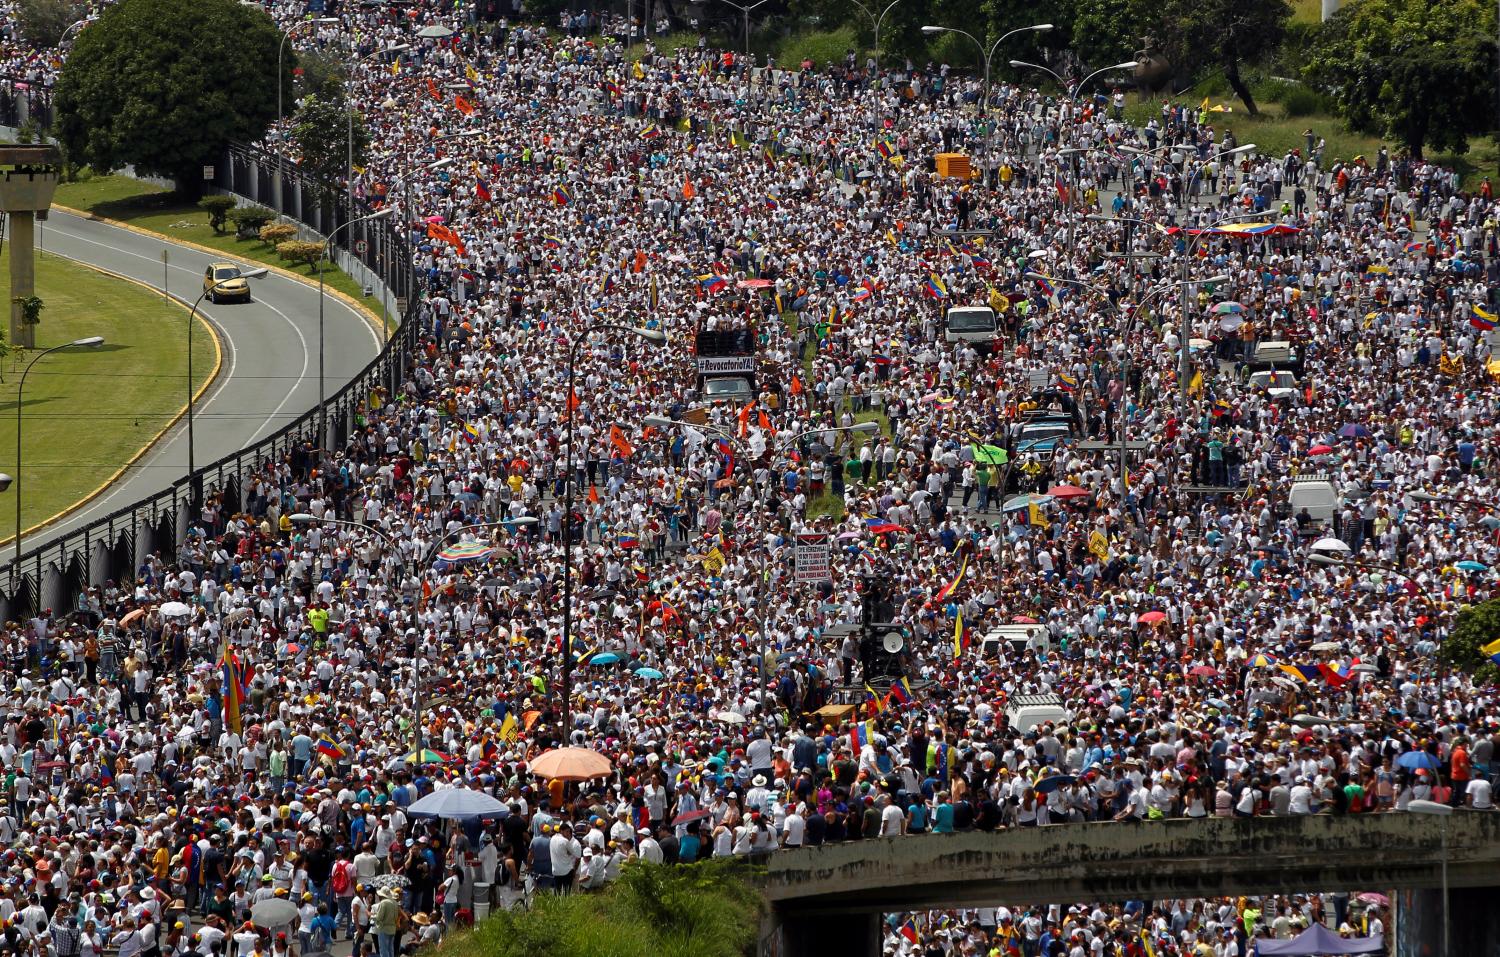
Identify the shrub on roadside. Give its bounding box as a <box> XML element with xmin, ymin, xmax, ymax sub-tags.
<box><xmin>198</xmin><ymin>195</ymin><xmax>236</xmax><ymax>234</ymax></box>
<box><xmin>259</xmin><ymin>223</ymin><xmax>298</xmax><ymax>246</ymax></box>
<box><xmin>276</xmin><ymin>240</ymin><xmax>326</xmax><ymax>269</ymax></box>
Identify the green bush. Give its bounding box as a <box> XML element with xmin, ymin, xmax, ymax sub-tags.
<box><xmin>1279</xmin><ymin>84</ymin><xmax>1332</xmax><ymax>117</ymax></box>
<box><xmin>444</xmin><ymin>860</ymin><xmax>762</xmax><ymax>957</ymax></box>
<box><xmin>228</xmin><ymin>204</ymin><xmax>276</xmax><ymax>238</ymax></box>
<box><xmin>198</xmin><ymin>195</ymin><xmax>236</xmax><ymax>234</ymax></box>
<box><xmin>775</xmin><ymin>26</ymin><xmax>859</xmax><ymax>70</ymax></box>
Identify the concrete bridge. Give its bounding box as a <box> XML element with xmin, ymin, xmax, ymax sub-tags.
<box><xmin>760</xmin><ymin>813</ymin><xmax>1500</xmax><ymax>956</ymax></box>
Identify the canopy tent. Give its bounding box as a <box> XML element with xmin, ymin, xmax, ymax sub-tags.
<box><xmin>1255</xmin><ymin>924</ymin><xmax>1383</xmax><ymax>955</ymax></box>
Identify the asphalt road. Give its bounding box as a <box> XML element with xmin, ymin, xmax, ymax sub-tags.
<box><xmin>23</xmin><ymin>209</ymin><xmax>383</xmax><ymax>549</ymax></box>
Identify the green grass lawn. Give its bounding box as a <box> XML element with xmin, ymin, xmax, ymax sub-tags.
<box><xmin>0</xmin><ymin>247</ymin><xmax>214</xmax><ymax>542</ymax></box>
<box><xmin>52</xmin><ymin>174</ymin><xmax>371</xmax><ymax>306</ymax></box>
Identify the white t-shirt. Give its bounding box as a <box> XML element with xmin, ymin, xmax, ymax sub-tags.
<box><xmin>1467</xmin><ymin>777</ymin><xmax>1493</xmax><ymax>809</ymax></box>
<box><xmin>782</xmin><ymin>813</ymin><xmax>805</xmax><ymax>847</ymax></box>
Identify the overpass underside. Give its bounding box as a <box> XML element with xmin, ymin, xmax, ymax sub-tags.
<box><xmin>761</xmin><ymin>815</ymin><xmax>1500</xmax><ymax>956</ymax></box>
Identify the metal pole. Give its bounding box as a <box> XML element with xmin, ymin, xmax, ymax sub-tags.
<box><xmin>1118</xmin><ymin>220</ymin><xmax>1134</xmax><ymax>498</ymax></box>
<box><xmin>1178</xmin><ymin>242</ymin><xmax>1191</xmax><ymax>407</ymax></box>
<box><xmin>561</xmin><ymin>338</ymin><xmax>579</xmax><ymax>739</ymax></box>
<box><xmin>15</xmin><ymin>344</ymin><xmax>68</xmax><ymax>562</ymax></box>
<box><xmin>162</xmin><ymin>249</ymin><xmax>168</xmax><ymax>304</ymax></box>
<box><xmin>318</xmin><ymin>253</ymin><xmax>327</xmax><ymax>449</ymax></box>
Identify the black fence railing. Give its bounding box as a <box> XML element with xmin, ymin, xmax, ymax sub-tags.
<box><xmin>0</xmin><ymin>75</ymin><xmax>55</xmax><ymax>132</ymax></box>
<box><xmin>0</xmin><ymin>142</ymin><xmax>424</xmax><ymax>624</ymax></box>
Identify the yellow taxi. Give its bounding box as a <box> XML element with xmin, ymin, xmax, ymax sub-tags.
<box><xmin>203</xmin><ymin>262</ymin><xmax>252</xmax><ymax>303</ymax></box>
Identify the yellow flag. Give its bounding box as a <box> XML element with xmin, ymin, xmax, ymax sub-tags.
<box><xmin>499</xmin><ymin>713</ymin><xmax>518</xmax><ymax>742</ymax></box>
<box><xmin>1200</xmin><ymin>96</ymin><xmax>1209</xmax><ymax>112</ymax></box>
<box><xmin>1088</xmin><ymin>530</ymin><xmax>1110</xmax><ymax>562</ymax></box>
<box><xmin>633</xmin><ymin>60</ymin><xmax>646</xmax><ymax>81</ymax></box>
<box><xmin>465</xmin><ymin>63</ymin><xmax>479</xmax><ymax>82</ymax></box>
<box><xmin>1187</xmin><ymin>369</ymin><xmax>1204</xmax><ymax>396</ymax></box>
<box><xmin>1029</xmin><ymin>500</ymin><xmax>1050</xmax><ymax>529</ymax></box>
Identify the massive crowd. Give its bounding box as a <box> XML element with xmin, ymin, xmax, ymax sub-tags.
<box><xmin>1</xmin><ymin>0</ymin><xmax>1499</xmax><ymax>955</ymax></box>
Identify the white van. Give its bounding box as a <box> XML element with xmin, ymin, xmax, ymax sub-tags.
<box><xmin>944</xmin><ymin>305</ymin><xmax>999</xmax><ymax>346</ymax></box>
<box><xmin>1288</xmin><ymin>473</ymin><xmax>1339</xmax><ymax>528</ymax></box>
<box><xmin>1005</xmin><ymin>693</ymin><xmax>1071</xmax><ymax>733</ymax></box>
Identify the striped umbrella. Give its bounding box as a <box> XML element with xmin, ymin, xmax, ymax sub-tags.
<box><xmin>432</xmin><ymin>542</ymin><xmax>495</xmax><ymax>570</ymax></box>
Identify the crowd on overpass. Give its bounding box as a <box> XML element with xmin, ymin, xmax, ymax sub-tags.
<box><xmin>0</xmin><ymin>0</ymin><xmax>1499</xmax><ymax>956</ymax></box>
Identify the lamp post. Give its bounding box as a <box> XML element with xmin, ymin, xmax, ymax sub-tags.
<box><xmin>644</xmin><ymin>415</ymin><xmax>879</xmax><ymax>710</ymax></box>
<box><xmin>1027</xmin><ymin>270</ymin><xmax>1225</xmax><ymax>497</ymax></box>
<box><xmin>317</xmin><ymin>207</ymin><xmax>392</xmax><ymax>448</ymax></box>
<box><xmin>1408</xmin><ymin>798</ymin><xmax>1452</xmax><ymax>957</ymax></box>
<box><xmin>847</xmin><ymin>0</ymin><xmax>902</xmax><ymax>68</ymax></box>
<box><xmin>920</xmin><ymin>24</ymin><xmax>1052</xmax><ymax>156</ymax></box>
<box><xmin>386</xmin><ymin>130</ymin><xmax>484</xmax><ymax>305</ymax></box>
<box><xmin>57</xmin><ymin>16</ymin><xmax>96</xmax><ymax>46</ymax></box>
<box><xmin>1120</xmin><ymin>143</ymin><xmax>1256</xmax><ymax>207</ymax></box>
<box><xmin>717</xmin><ymin>0</ymin><xmax>770</xmax><ymax>56</ymax></box>
<box><xmin>560</xmin><ymin>324</ymin><xmax>666</xmax><ymax>738</ymax></box>
<box><xmin>291</xmin><ymin>513</ymin><xmax>537</xmax><ymax>751</ymax></box>
<box><xmin>187</xmin><ymin>268</ymin><xmax>268</xmax><ymax>502</ymax></box>
<box><xmin>1089</xmin><ymin>210</ymin><xmax>1267</xmax><ymax>407</ymax></box>
<box><xmin>1009</xmin><ymin>58</ymin><xmax>1138</xmax><ymax>102</ymax></box>
<box><xmin>14</xmin><ymin>337</ymin><xmax>104</xmax><ymax>562</ymax></box>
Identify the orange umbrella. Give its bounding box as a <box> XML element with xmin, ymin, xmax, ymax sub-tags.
<box><xmin>120</xmin><ymin>608</ymin><xmax>147</xmax><ymax>626</ymax></box>
<box><xmin>1138</xmin><ymin>611</ymin><xmax>1168</xmax><ymax>625</ymax></box>
<box><xmin>529</xmin><ymin>747</ymin><xmax>614</xmax><ymax>781</ymax></box>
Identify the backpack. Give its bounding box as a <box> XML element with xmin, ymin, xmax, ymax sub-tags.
<box><xmin>330</xmin><ymin>860</ymin><xmax>353</xmax><ymax>895</ymax></box>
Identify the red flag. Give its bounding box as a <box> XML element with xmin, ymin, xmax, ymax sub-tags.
<box><xmin>454</xmin><ymin>95</ymin><xmax>476</xmax><ymax>116</ymax></box>
<box><xmin>609</xmin><ymin>425</ymin><xmax>634</xmax><ymax>458</ymax></box>
<box><xmin>789</xmin><ymin>375</ymin><xmax>803</xmax><ymax>396</ymax></box>
<box><xmin>757</xmin><ymin>410</ymin><xmax>775</xmax><ymax>435</ymax></box>
<box><xmin>426</xmin><ymin>78</ymin><xmax>440</xmax><ymax>100</ymax></box>
<box><xmin>426</xmin><ymin>223</ymin><xmax>467</xmax><ymax>257</ymax></box>
<box><xmin>737</xmin><ymin>400</ymin><xmax>755</xmax><ymax>437</ymax></box>
<box><xmin>588</xmin><ymin>484</ymin><xmax>600</xmax><ymax>504</ymax></box>
<box><xmin>567</xmin><ymin>387</ymin><xmax>580</xmax><ymax>412</ymax></box>
<box><xmin>683</xmin><ymin>177</ymin><xmax>697</xmax><ymax>200</ymax></box>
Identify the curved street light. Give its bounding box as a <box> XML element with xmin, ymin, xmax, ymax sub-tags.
<box><xmin>921</xmin><ymin>24</ymin><xmax>1052</xmax><ymax>154</ymax></box>
<box><xmin>14</xmin><ymin>336</ymin><xmax>105</xmax><ymax>562</ymax></box>
<box><xmin>317</xmin><ymin>207</ymin><xmax>393</xmax><ymax>444</ymax></box>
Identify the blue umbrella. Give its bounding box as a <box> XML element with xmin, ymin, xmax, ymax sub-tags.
<box><xmin>588</xmin><ymin>652</ymin><xmax>621</xmax><ymax>665</ymax></box>
<box><xmin>1003</xmin><ymin>494</ymin><xmax>1053</xmax><ymax>513</ymax></box>
<box><xmin>1456</xmin><ymin>560</ymin><xmax>1488</xmax><ymax>572</ymax></box>
<box><xmin>407</xmin><ymin>787</ymin><xmax>510</xmax><ymax>820</ymax></box>
<box><xmin>1395</xmin><ymin>750</ymin><xmax>1440</xmax><ymax>771</ymax></box>
<box><xmin>635</xmin><ymin>667</ymin><xmax>665</xmax><ymax>679</ymax></box>
<box><xmin>1034</xmin><ymin>774</ymin><xmax>1076</xmax><ymax>794</ymax></box>
<box><xmin>1338</xmin><ymin>423</ymin><xmax>1370</xmax><ymax>439</ymax></box>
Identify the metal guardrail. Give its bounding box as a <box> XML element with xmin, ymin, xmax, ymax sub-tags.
<box><xmin>0</xmin><ymin>140</ymin><xmax>425</xmax><ymax>624</ymax></box>
<box><xmin>0</xmin><ymin>74</ymin><xmax>54</xmax><ymax>132</ymax></box>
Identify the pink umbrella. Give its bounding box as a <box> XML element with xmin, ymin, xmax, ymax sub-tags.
<box><xmin>1189</xmin><ymin>664</ymin><xmax>1218</xmax><ymax>678</ymax></box>
<box><xmin>1046</xmin><ymin>484</ymin><xmax>1091</xmax><ymax>500</ymax></box>
<box><xmin>1138</xmin><ymin>611</ymin><xmax>1168</xmax><ymax>625</ymax></box>
<box><xmin>425</xmin><ymin>215</ymin><xmax>446</xmax><ymax>223</ymax></box>
<box><xmin>1012</xmin><ymin>615</ymin><xmax>1039</xmax><ymax>624</ymax></box>
<box><xmin>736</xmin><ymin>279</ymin><xmax>774</xmax><ymax>289</ymax></box>
<box><xmin>1307</xmin><ymin>444</ymin><xmax>1335</xmax><ymax>456</ymax></box>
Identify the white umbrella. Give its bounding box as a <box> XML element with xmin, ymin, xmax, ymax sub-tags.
<box><xmin>1309</xmin><ymin>641</ymin><xmax>1341</xmax><ymax>652</ymax></box>
<box><xmin>1310</xmin><ymin>537</ymin><xmax>1351</xmax><ymax>554</ymax></box>
<box><xmin>223</xmin><ymin>607</ymin><xmax>255</xmax><ymax>625</ymax></box>
<box><xmin>417</xmin><ymin>24</ymin><xmax>455</xmax><ymax>37</ymax></box>
<box><xmin>160</xmin><ymin>601</ymin><xmax>191</xmax><ymax>618</ymax></box>
<box><xmin>250</xmin><ymin>899</ymin><xmax>298</xmax><ymax>927</ymax></box>
<box><xmin>713</xmin><ymin>710</ymin><xmax>747</xmax><ymax>725</ymax></box>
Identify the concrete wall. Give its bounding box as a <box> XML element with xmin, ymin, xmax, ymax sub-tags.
<box><xmin>767</xmin><ymin>814</ymin><xmax>1500</xmax><ymax>914</ymax></box>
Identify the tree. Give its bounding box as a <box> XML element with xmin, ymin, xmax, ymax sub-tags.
<box><xmin>1128</xmin><ymin>0</ymin><xmax>1291</xmax><ymax>115</ymax></box>
<box><xmin>52</xmin><ymin>0</ymin><xmax>289</xmax><ymax>197</ymax></box>
<box><xmin>1439</xmin><ymin>598</ymin><xmax>1500</xmax><ymax>684</ymax></box>
<box><xmin>16</xmin><ymin>0</ymin><xmax>87</xmax><ymax>49</ymax></box>
<box><xmin>1305</xmin><ymin>0</ymin><xmax>1497</xmax><ymax>158</ymax></box>
<box><xmin>199</xmin><ymin>196</ymin><xmax>236</xmax><ymax>234</ymax></box>
<box><xmin>290</xmin><ymin>92</ymin><xmax>371</xmax><ymax>205</ymax></box>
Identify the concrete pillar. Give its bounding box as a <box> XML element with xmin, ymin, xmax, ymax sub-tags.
<box><xmin>1321</xmin><ymin>0</ymin><xmax>1340</xmax><ymax>19</ymax></box>
<box><xmin>764</xmin><ymin>911</ymin><xmax>881</xmax><ymax>957</ymax></box>
<box><xmin>8</xmin><ymin>210</ymin><xmax>35</xmax><ymax>349</ymax></box>
<box><xmin>1396</xmin><ymin>886</ymin><xmax>1500</xmax><ymax>956</ymax></box>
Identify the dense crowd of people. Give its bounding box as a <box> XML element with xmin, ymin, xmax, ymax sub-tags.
<box><xmin>2</xmin><ymin>0</ymin><xmax>1500</xmax><ymax>955</ymax></box>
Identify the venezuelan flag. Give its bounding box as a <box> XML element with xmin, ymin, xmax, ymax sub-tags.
<box><xmin>924</xmin><ymin>273</ymin><xmax>948</xmax><ymax>299</ymax></box>
<box><xmin>1482</xmin><ymin>637</ymin><xmax>1500</xmax><ymax>665</ymax></box>
<box><xmin>552</xmin><ymin>185</ymin><xmax>572</xmax><ymax>206</ymax></box>
<box><xmin>849</xmin><ymin>720</ymin><xmax>873</xmax><ymax>754</ymax></box>
<box><xmin>888</xmin><ymin>676</ymin><xmax>913</xmax><ymax>705</ymax></box>
<box><xmin>316</xmin><ymin>736</ymin><xmax>347</xmax><ymax>760</ymax></box>
<box><xmin>1471</xmin><ymin>305</ymin><xmax>1497</xmax><ymax>332</ymax></box>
